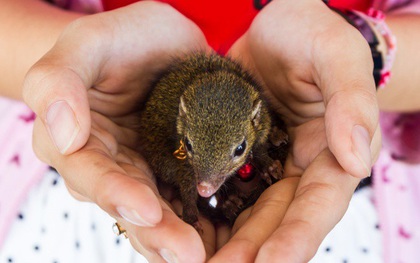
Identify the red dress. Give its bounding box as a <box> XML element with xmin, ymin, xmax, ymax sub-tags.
<box><xmin>101</xmin><ymin>0</ymin><xmax>372</xmax><ymax>55</ymax></box>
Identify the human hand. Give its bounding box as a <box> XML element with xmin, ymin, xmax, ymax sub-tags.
<box><xmin>23</xmin><ymin>2</ymin><xmax>212</xmax><ymax>262</ymax></box>
<box><xmin>211</xmin><ymin>0</ymin><xmax>382</xmax><ymax>262</ymax></box>
<box><xmin>238</xmin><ymin>0</ymin><xmax>381</xmax><ymax>179</ymax></box>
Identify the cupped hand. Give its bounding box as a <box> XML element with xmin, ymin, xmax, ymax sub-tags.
<box><xmin>241</xmin><ymin>0</ymin><xmax>381</xmax><ymax>179</ymax></box>
<box><xmin>23</xmin><ymin>2</ymin><xmax>212</xmax><ymax>262</ymax></box>
<box><xmin>211</xmin><ymin>0</ymin><xmax>382</xmax><ymax>262</ymax></box>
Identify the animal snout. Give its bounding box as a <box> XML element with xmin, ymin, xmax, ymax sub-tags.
<box><xmin>197</xmin><ymin>182</ymin><xmax>217</xmax><ymax>198</ymax></box>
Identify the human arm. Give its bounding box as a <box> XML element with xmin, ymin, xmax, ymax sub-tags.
<box><xmin>377</xmin><ymin>13</ymin><xmax>420</xmax><ymax>112</ymax></box>
<box><xmin>0</xmin><ymin>0</ymin><xmax>83</xmax><ymax>99</ymax></box>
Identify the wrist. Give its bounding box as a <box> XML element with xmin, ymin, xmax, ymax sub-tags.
<box><xmin>352</xmin><ymin>9</ymin><xmax>396</xmax><ymax>88</ymax></box>
<box><xmin>326</xmin><ymin>5</ymin><xmax>397</xmax><ymax>88</ymax></box>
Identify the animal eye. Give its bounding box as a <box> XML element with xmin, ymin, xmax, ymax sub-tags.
<box><xmin>184</xmin><ymin>137</ymin><xmax>193</xmax><ymax>153</ymax></box>
<box><xmin>234</xmin><ymin>140</ymin><xmax>247</xmax><ymax>157</ymax></box>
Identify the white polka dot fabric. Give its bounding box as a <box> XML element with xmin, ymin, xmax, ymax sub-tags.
<box><xmin>311</xmin><ymin>187</ymin><xmax>382</xmax><ymax>263</ymax></box>
<box><xmin>0</xmin><ymin>170</ymin><xmax>147</xmax><ymax>263</ymax></box>
<box><xmin>0</xmin><ymin>169</ymin><xmax>383</xmax><ymax>263</ymax></box>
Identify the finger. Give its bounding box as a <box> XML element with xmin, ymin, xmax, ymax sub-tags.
<box><xmin>200</xmin><ymin>216</ymin><xmax>217</xmax><ymax>259</ymax></box>
<box><xmin>209</xmin><ymin>177</ymin><xmax>299</xmax><ymax>262</ymax></box>
<box><xmin>312</xmin><ymin>21</ymin><xmax>380</xmax><ymax>178</ymax></box>
<box><xmin>215</xmin><ymin>224</ymin><xmax>232</xmax><ymax>250</ymax></box>
<box><xmin>64</xmin><ymin>181</ymin><xmax>91</xmax><ymax>202</ymax></box>
<box><xmin>32</xmin><ymin>117</ymin><xmax>163</xmax><ymax>227</ymax></box>
<box><xmin>23</xmin><ymin>61</ymin><xmax>91</xmax><ymax>155</ymax></box>
<box><xmin>121</xmin><ymin>204</ymin><xmax>207</xmax><ymax>263</ymax></box>
<box><xmin>68</xmin><ymin>149</ymin><xmax>162</xmax><ymax>227</ymax></box>
<box><xmin>255</xmin><ymin>149</ymin><xmax>360</xmax><ymax>262</ymax></box>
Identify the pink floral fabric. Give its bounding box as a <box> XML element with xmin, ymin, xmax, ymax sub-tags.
<box><xmin>374</xmin><ymin>112</ymin><xmax>420</xmax><ymax>263</ymax></box>
<box><xmin>0</xmin><ymin>1</ymin><xmax>103</xmax><ymax>250</ymax></box>
<box><xmin>0</xmin><ymin>98</ymin><xmax>49</xmax><ymax>248</ymax></box>
<box><xmin>371</xmin><ymin>2</ymin><xmax>420</xmax><ymax>263</ymax></box>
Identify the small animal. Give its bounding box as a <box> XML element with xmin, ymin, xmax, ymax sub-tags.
<box><xmin>136</xmin><ymin>53</ymin><xmax>288</xmax><ymax>231</ymax></box>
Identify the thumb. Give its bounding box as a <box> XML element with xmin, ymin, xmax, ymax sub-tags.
<box><xmin>325</xmin><ymin>88</ymin><xmax>379</xmax><ymax>178</ymax></box>
<box><xmin>315</xmin><ymin>27</ymin><xmax>380</xmax><ymax>178</ymax></box>
<box><xmin>23</xmin><ymin>62</ymin><xmax>91</xmax><ymax>155</ymax></box>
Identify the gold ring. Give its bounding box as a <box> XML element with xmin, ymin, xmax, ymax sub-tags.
<box><xmin>112</xmin><ymin>222</ymin><xmax>128</xmax><ymax>238</ymax></box>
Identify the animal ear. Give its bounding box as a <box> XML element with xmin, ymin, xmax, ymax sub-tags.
<box><xmin>251</xmin><ymin>99</ymin><xmax>262</xmax><ymax>127</ymax></box>
<box><xmin>179</xmin><ymin>95</ymin><xmax>187</xmax><ymax>117</ymax></box>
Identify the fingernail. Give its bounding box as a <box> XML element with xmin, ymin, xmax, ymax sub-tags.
<box><xmin>159</xmin><ymin>248</ymin><xmax>179</xmax><ymax>263</ymax></box>
<box><xmin>46</xmin><ymin>101</ymin><xmax>80</xmax><ymax>154</ymax></box>
<box><xmin>116</xmin><ymin>206</ymin><xmax>155</xmax><ymax>227</ymax></box>
<box><xmin>352</xmin><ymin>125</ymin><xmax>372</xmax><ymax>176</ymax></box>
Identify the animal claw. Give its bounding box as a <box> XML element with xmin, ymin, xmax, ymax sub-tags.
<box><xmin>193</xmin><ymin>221</ymin><xmax>204</xmax><ymax>235</ymax></box>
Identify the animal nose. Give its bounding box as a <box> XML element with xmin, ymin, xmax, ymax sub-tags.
<box><xmin>197</xmin><ymin>182</ymin><xmax>217</xmax><ymax>198</ymax></box>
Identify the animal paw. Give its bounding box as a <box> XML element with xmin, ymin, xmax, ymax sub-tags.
<box><xmin>182</xmin><ymin>207</ymin><xmax>203</xmax><ymax>234</ymax></box>
<box><xmin>269</xmin><ymin>159</ymin><xmax>283</xmax><ymax>180</ymax></box>
<box><xmin>269</xmin><ymin>126</ymin><xmax>288</xmax><ymax>147</ymax></box>
<box><xmin>221</xmin><ymin>194</ymin><xmax>244</xmax><ymax>222</ymax></box>
<box><xmin>261</xmin><ymin>160</ymin><xmax>283</xmax><ymax>185</ymax></box>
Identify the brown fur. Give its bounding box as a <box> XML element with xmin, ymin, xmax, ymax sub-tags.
<box><xmin>136</xmin><ymin>53</ymin><xmax>288</xmax><ymax>229</ymax></box>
